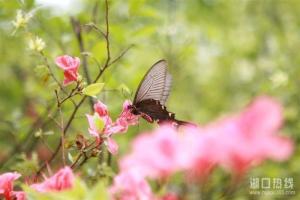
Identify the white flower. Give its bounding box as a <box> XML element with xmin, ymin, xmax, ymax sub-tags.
<box><xmin>29</xmin><ymin>36</ymin><xmax>46</xmax><ymax>52</ymax></box>
<box><xmin>12</xmin><ymin>10</ymin><xmax>33</xmax><ymax>29</ymax></box>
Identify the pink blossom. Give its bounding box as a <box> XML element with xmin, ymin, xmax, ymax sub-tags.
<box><xmin>112</xmin><ymin>100</ymin><xmax>139</xmax><ymax>134</ymax></box>
<box><xmin>94</xmin><ymin>101</ymin><xmax>109</xmax><ymax>116</ymax></box>
<box><xmin>106</xmin><ymin>137</ymin><xmax>119</xmax><ymax>155</ymax></box>
<box><xmin>86</xmin><ymin>100</ymin><xmax>139</xmax><ymax>154</ymax></box>
<box><xmin>31</xmin><ymin>167</ymin><xmax>74</xmax><ymax>192</ymax></box>
<box><xmin>0</xmin><ymin>172</ymin><xmax>23</xmax><ymax>200</ymax></box>
<box><xmin>13</xmin><ymin>192</ymin><xmax>26</xmax><ymax>200</ymax></box>
<box><xmin>117</xmin><ymin>96</ymin><xmax>293</xmax><ymax>182</ymax></box>
<box><xmin>238</xmin><ymin>96</ymin><xmax>283</xmax><ymax>136</ymax></box>
<box><xmin>109</xmin><ymin>169</ymin><xmax>154</xmax><ymax>200</ymax></box>
<box><xmin>180</xmin><ymin>126</ymin><xmax>219</xmax><ymax>178</ymax></box>
<box><xmin>55</xmin><ymin>55</ymin><xmax>80</xmax><ymax>85</ymax></box>
<box><xmin>203</xmin><ymin>96</ymin><xmax>293</xmax><ymax>174</ymax></box>
<box><xmin>120</xmin><ymin>125</ymin><xmax>184</xmax><ymax>179</ymax></box>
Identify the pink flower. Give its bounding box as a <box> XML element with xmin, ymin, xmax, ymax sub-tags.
<box><xmin>86</xmin><ymin>100</ymin><xmax>139</xmax><ymax>155</ymax></box>
<box><xmin>31</xmin><ymin>167</ymin><xmax>74</xmax><ymax>192</ymax></box>
<box><xmin>112</xmin><ymin>100</ymin><xmax>139</xmax><ymax>134</ymax></box>
<box><xmin>94</xmin><ymin>101</ymin><xmax>109</xmax><ymax>116</ymax></box>
<box><xmin>120</xmin><ymin>125</ymin><xmax>184</xmax><ymax>179</ymax></box>
<box><xmin>119</xmin><ymin>100</ymin><xmax>139</xmax><ymax>126</ymax></box>
<box><xmin>117</xmin><ymin>96</ymin><xmax>294</xmax><ymax>182</ymax></box>
<box><xmin>86</xmin><ymin>101</ymin><xmax>118</xmax><ymax>154</ymax></box>
<box><xmin>180</xmin><ymin>126</ymin><xmax>219</xmax><ymax>178</ymax></box>
<box><xmin>109</xmin><ymin>169</ymin><xmax>154</xmax><ymax>200</ymax></box>
<box><xmin>204</xmin><ymin>96</ymin><xmax>293</xmax><ymax>174</ymax></box>
<box><xmin>13</xmin><ymin>192</ymin><xmax>26</xmax><ymax>200</ymax></box>
<box><xmin>106</xmin><ymin>137</ymin><xmax>119</xmax><ymax>155</ymax></box>
<box><xmin>55</xmin><ymin>55</ymin><xmax>80</xmax><ymax>85</ymax></box>
<box><xmin>0</xmin><ymin>172</ymin><xmax>23</xmax><ymax>200</ymax></box>
<box><xmin>238</xmin><ymin>96</ymin><xmax>283</xmax><ymax>136</ymax></box>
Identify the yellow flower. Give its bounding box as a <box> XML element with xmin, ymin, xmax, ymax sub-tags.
<box><xmin>29</xmin><ymin>36</ymin><xmax>46</xmax><ymax>52</ymax></box>
<box><xmin>12</xmin><ymin>10</ymin><xmax>33</xmax><ymax>29</ymax></box>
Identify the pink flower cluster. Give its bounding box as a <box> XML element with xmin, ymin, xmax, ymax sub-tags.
<box><xmin>110</xmin><ymin>96</ymin><xmax>294</xmax><ymax>200</ymax></box>
<box><xmin>31</xmin><ymin>167</ymin><xmax>74</xmax><ymax>192</ymax></box>
<box><xmin>0</xmin><ymin>167</ymin><xmax>74</xmax><ymax>200</ymax></box>
<box><xmin>55</xmin><ymin>55</ymin><xmax>80</xmax><ymax>85</ymax></box>
<box><xmin>86</xmin><ymin>100</ymin><xmax>139</xmax><ymax>154</ymax></box>
<box><xmin>0</xmin><ymin>172</ymin><xmax>25</xmax><ymax>200</ymax></box>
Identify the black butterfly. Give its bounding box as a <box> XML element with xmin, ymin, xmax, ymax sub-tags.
<box><xmin>128</xmin><ymin>59</ymin><xmax>192</xmax><ymax>126</ymax></box>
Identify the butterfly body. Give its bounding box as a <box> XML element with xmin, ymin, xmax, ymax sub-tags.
<box><xmin>129</xmin><ymin>59</ymin><xmax>193</xmax><ymax>126</ymax></box>
<box><xmin>129</xmin><ymin>99</ymin><xmax>175</xmax><ymax>123</ymax></box>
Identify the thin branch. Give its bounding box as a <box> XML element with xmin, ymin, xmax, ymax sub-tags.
<box><xmin>104</xmin><ymin>0</ymin><xmax>110</xmax><ymax>65</ymax></box>
<box><xmin>59</xmin><ymin>107</ymin><xmax>65</xmax><ymax>166</ymax></box>
<box><xmin>40</xmin><ymin>51</ymin><xmax>67</xmax><ymax>95</ymax></box>
<box><xmin>36</xmin><ymin>96</ymin><xmax>87</xmax><ymax>176</ymax></box>
<box><xmin>70</xmin><ymin>153</ymin><xmax>83</xmax><ymax>169</ymax></box>
<box><xmin>70</xmin><ymin>17</ymin><xmax>91</xmax><ymax>84</ymax></box>
<box><xmin>108</xmin><ymin>45</ymin><xmax>134</xmax><ymax>67</ymax></box>
<box><xmin>70</xmin><ymin>17</ymin><xmax>94</xmax><ymax>110</ymax></box>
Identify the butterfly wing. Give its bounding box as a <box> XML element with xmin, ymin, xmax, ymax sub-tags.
<box><xmin>135</xmin><ymin>99</ymin><xmax>175</xmax><ymax>122</ymax></box>
<box><xmin>133</xmin><ymin>60</ymin><xmax>172</xmax><ymax>106</ymax></box>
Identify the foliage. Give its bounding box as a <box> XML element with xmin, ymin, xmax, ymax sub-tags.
<box><xmin>0</xmin><ymin>0</ymin><xmax>300</xmax><ymax>199</ymax></box>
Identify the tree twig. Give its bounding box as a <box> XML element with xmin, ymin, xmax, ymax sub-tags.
<box><xmin>70</xmin><ymin>17</ymin><xmax>94</xmax><ymax>110</ymax></box>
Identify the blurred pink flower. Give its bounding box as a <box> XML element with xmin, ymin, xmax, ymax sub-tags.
<box><xmin>180</xmin><ymin>126</ymin><xmax>219</xmax><ymax>178</ymax></box>
<box><xmin>55</xmin><ymin>55</ymin><xmax>80</xmax><ymax>85</ymax></box>
<box><xmin>109</xmin><ymin>169</ymin><xmax>154</xmax><ymax>200</ymax></box>
<box><xmin>0</xmin><ymin>172</ymin><xmax>24</xmax><ymax>200</ymax></box>
<box><xmin>202</xmin><ymin>96</ymin><xmax>293</xmax><ymax>174</ymax></box>
<box><xmin>238</xmin><ymin>96</ymin><xmax>283</xmax><ymax>136</ymax></box>
<box><xmin>31</xmin><ymin>167</ymin><xmax>74</xmax><ymax>192</ymax></box>
<box><xmin>117</xmin><ymin>96</ymin><xmax>293</xmax><ymax>183</ymax></box>
<box><xmin>120</xmin><ymin>125</ymin><xmax>184</xmax><ymax>179</ymax></box>
<box><xmin>13</xmin><ymin>191</ymin><xmax>26</xmax><ymax>200</ymax></box>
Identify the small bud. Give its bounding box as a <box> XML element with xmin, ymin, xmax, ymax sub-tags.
<box><xmin>29</xmin><ymin>36</ymin><xmax>46</xmax><ymax>52</ymax></box>
<box><xmin>75</xmin><ymin>134</ymin><xmax>87</xmax><ymax>150</ymax></box>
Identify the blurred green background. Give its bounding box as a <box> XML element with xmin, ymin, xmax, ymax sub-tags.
<box><xmin>0</xmin><ymin>0</ymin><xmax>299</xmax><ymax>199</ymax></box>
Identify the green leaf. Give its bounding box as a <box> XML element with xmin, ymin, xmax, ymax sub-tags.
<box><xmin>85</xmin><ymin>181</ymin><xmax>109</xmax><ymax>200</ymax></box>
<box><xmin>82</xmin><ymin>83</ymin><xmax>104</xmax><ymax>98</ymax></box>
